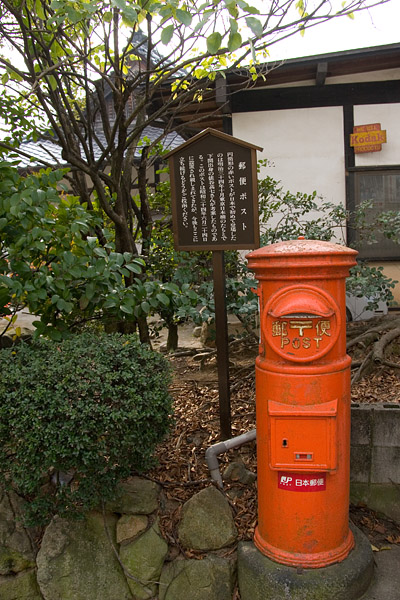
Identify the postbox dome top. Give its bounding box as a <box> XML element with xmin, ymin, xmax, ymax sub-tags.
<box><xmin>246</xmin><ymin>238</ymin><xmax>358</xmax><ymax>259</ymax></box>
<box><xmin>246</xmin><ymin>238</ymin><xmax>357</xmax><ymax>278</ymax></box>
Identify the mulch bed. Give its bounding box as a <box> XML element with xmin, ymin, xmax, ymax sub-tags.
<box><xmin>148</xmin><ymin>339</ymin><xmax>400</xmax><ymax>560</ymax></box>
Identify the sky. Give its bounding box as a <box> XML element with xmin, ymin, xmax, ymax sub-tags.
<box><xmin>0</xmin><ymin>0</ymin><xmax>398</xmax><ymax>140</ymax></box>
<box><xmin>266</xmin><ymin>0</ymin><xmax>399</xmax><ymax>61</ymax></box>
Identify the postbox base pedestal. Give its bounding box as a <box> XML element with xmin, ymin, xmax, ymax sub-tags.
<box><xmin>238</xmin><ymin>524</ymin><xmax>373</xmax><ymax>600</ymax></box>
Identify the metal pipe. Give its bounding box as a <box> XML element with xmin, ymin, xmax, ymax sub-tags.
<box><xmin>205</xmin><ymin>429</ymin><xmax>257</xmax><ymax>488</ymax></box>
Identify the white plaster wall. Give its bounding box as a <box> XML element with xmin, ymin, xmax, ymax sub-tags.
<box><xmin>233</xmin><ymin>105</ymin><xmax>345</xmax><ymax>204</ymax></box>
<box><xmin>233</xmin><ymin>106</ymin><xmax>346</xmax><ymax>243</ymax></box>
<box><xmin>354</xmin><ymin>103</ymin><xmax>400</xmax><ymax>167</ymax></box>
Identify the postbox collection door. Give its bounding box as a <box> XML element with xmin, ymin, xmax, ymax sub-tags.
<box><xmin>269</xmin><ymin>398</ymin><xmax>338</xmax><ymax>472</ymax></box>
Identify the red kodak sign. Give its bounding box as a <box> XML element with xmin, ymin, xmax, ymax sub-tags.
<box><xmin>350</xmin><ymin>123</ymin><xmax>387</xmax><ymax>154</ymax></box>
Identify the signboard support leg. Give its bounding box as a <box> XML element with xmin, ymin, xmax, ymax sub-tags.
<box><xmin>212</xmin><ymin>250</ymin><xmax>231</xmax><ymax>440</ymax></box>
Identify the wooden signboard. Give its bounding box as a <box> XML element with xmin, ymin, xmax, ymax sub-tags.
<box><xmin>350</xmin><ymin>123</ymin><xmax>387</xmax><ymax>154</ymax></box>
<box><xmin>165</xmin><ymin>129</ymin><xmax>263</xmax><ymax>439</ymax></box>
<box><xmin>166</xmin><ymin>128</ymin><xmax>261</xmax><ymax>251</ymax></box>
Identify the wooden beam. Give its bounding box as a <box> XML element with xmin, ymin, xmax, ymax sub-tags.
<box><xmin>231</xmin><ymin>81</ymin><xmax>400</xmax><ymax>113</ymax></box>
<box><xmin>316</xmin><ymin>62</ymin><xmax>328</xmax><ymax>86</ymax></box>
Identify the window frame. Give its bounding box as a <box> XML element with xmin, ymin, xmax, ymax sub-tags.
<box><xmin>347</xmin><ymin>165</ymin><xmax>400</xmax><ymax>261</ymax></box>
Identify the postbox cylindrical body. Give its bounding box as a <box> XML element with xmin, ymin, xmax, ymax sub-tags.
<box><xmin>246</xmin><ymin>239</ymin><xmax>358</xmax><ymax>569</ymax></box>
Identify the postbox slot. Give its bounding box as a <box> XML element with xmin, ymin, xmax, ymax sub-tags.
<box><xmin>268</xmin><ymin>399</ymin><xmax>338</xmax><ymax>472</ymax></box>
<box><xmin>268</xmin><ymin>291</ymin><xmax>334</xmax><ymax>319</ymax></box>
<box><xmin>268</xmin><ymin>398</ymin><xmax>337</xmax><ymax>417</ymax></box>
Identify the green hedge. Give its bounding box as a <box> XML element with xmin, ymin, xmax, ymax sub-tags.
<box><xmin>0</xmin><ymin>332</ymin><xmax>172</xmax><ymax>525</ymax></box>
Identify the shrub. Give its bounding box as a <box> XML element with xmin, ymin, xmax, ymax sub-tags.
<box><xmin>0</xmin><ymin>332</ymin><xmax>172</xmax><ymax>525</ymax></box>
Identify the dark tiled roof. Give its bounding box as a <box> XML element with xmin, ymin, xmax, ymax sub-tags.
<box><xmin>18</xmin><ymin>125</ymin><xmax>184</xmax><ymax>170</ymax></box>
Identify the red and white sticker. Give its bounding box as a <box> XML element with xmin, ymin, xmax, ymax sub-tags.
<box><xmin>278</xmin><ymin>472</ymin><xmax>326</xmax><ymax>492</ymax></box>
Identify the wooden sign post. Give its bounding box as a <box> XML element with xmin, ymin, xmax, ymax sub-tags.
<box><xmin>166</xmin><ymin>128</ymin><xmax>262</xmax><ymax>439</ymax></box>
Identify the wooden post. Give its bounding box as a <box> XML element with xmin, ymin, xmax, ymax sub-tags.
<box><xmin>165</xmin><ymin>128</ymin><xmax>262</xmax><ymax>440</ymax></box>
<box><xmin>212</xmin><ymin>250</ymin><xmax>231</xmax><ymax>440</ymax></box>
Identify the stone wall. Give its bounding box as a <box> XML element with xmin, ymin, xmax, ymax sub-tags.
<box><xmin>1</xmin><ymin>403</ymin><xmax>399</xmax><ymax>600</ymax></box>
<box><xmin>0</xmin><ymin>479</ymin><xmax>238</xmax><ymax>600</ymax></box>
<box><xmin>350</xmin><ymin>403</ymin><xmax>400</xmax><ymax>522</ymax></box>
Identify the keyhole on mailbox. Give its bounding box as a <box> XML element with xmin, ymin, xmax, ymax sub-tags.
<box><xmin>282</xmin><ymin>438</ymin><xmax>288</xmax><ymax>448</ymax></box>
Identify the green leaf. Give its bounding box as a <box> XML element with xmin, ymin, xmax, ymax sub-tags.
<box><xmin>161</xmin><ymin>24</ymin><xmax>174</xmax><ymax>45</ymax></box>
<box><xmin>79</xmin><ymin>296</ymin><xmax>90</xmax><ymax>310</ymax></box>
<box><xmin>35</xmin><ymin>0</ymin><xmax>46</xmax><ymax>20</ymax></box>
<box><xmin>48</xmin><ymin>75</ymin><xmax>57</xmax><ymax>91</ymax></box>
<box><xmin>206</xmin><ymin>32</ymin><xmax>222</xmax><ymax>55</ymax></box>
<box><xmin>225</xmin><ymin>1</ymin><xmax>238</xmax><ymax>18</ymax></box>
<box><xmin>228</xmin><ymin>32</ymin><xmax>242</xmax><ymax>52</ymax></box>
<box><xmin>229</xmin><ymin>17</ymin><xmax>238</xmax><ymax>34</ymax></box>
<box><xmin>176</xmin><ymin>8</ymin><xmax>192</xmax><ymax>26</ymax></box>
<box><xmin>246</xmin><ymin>16</ymin><xmax>263</xmax><ymax>37</ymax></box>
<box><xmin>103</xmin><ymin>297</ymin><xmax>117</xmax><ymax>308</ymax></box>
<box><xmin>141</xmin><ymin>300</ymin><xmax>150</xmax><ymax>314</ymax></box>
<box><xmin>122</xmin><ymin>6</ymin><xmax>138</xmax><ymax>25</ymax></box>
<box><xmin>124</xmin><ymin>262</ymin><xmax>142</xmax><ymax>274</ymax></box>
<box><xmin>120</xmin><ymin>303</ymin><xmax>133</xmax><ymax>314</ymax></box>
<box><xmin>156</xmin><ymin>293</ymin><xmax>170</xmax><ymax>307</ymax></box>
<box><xmin>112</xmin><ymin>0</ymin><xmax>126</xmax><ymax>10</ymax></box>
<box><xmin>163</xmin><ymin>282</ymin><xmax>179</xmax><ymax>293</ymax></box>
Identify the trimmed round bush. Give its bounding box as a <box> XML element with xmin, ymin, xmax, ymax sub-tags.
<box><xmin>0</xmin><ymin>332</ymin><xmax>172</xmax><ymax>525</ymax></box>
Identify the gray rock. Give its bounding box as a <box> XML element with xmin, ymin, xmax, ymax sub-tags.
<box><xmin>116</xmin><ymin>515</ymin><xmax>148</xmax><ymax>544</ymax></box>
<box><xmin>0</xmin><ymin>569</ymin><xmax>43</xmax><ymax>600</ymax></box>
<box><xmin>223</xmin><ymin>461</ymin><xmax>257</xmax><ymax>485</ymax></box>
<box><xmin>159</xmin><ymin>555</ymin><xmax>236</xmax><ymax>600</ymax></box>
<box><xmin>0</xmin><ymin>546</ymin><xmax>35</xmax><ymax>576</ymax></box>
<box><xmin>200</xmin><ymin>322</ymin><xmax>216</xmax><ymax>347</ymax></box>
<box><xmin>0</xmin><ymin>327</ymin><xmax>32</xmax><ymax>349</ymax></box>
<box><xmin>119</xmin><ymin>521</ymin><xmax>168</xmax><ymax>599</ymax></box>
<box><xmin>178</xmin><ymin>486</ymin><xmax>238</xmax><ymax>551</ymax></box>
<box><xmin>107</xmin><ymin>477</ymin><xmax>160</xmax><ymax>515</ymax></box>
<box><xmin>0</xmin><ymin>489</ymin><xmax>37</xmax><ymax>574</ymax></box>
<box><xmin>36</xmin><ymin>511</ymin><xmax>133</xmax><ymax>600</ymax></box>
<box><xmin>193</xmin><ymin>326</ymin><xmax>202</xmax><ymax>338</ymax></box>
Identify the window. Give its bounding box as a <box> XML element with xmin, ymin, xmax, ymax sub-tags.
<box><xmin>353</xmin><ymin>170</ymin><xmax>400</xmax><ymax>259</ymax></box>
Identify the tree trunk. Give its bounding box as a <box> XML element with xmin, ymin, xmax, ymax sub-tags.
<box><xmin>166</xmin><ymin>322</ymin><xmax>178</xmax><ymax>352</ymax></box>
<box><xmin>138</xmin><ymin>316</ymin><xmax>152</xmax><ymax>347</ymax></box>
<box><xmin>113</xmin><ymin>221</ymin><xmax>151</xmax><ymax>345</ymax></box>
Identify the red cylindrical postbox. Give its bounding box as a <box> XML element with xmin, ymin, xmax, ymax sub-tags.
<box><xmin>246</xmin><ymin>238</ymin><xmax>358</xmax><ymax>569</ymax></box>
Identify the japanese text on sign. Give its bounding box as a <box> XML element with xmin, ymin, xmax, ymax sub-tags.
<box><xmin>176</xmin><ymin>151</ymin><xmax>252</xmax><ymax>246</ymax></box>
<box><xmin>167</xmin><ymin>130</ymin><xmax>261</xmax><ymax>251</ymax></box>
<box><xmin>278</xmin><ymin>472</ymin><xmax>326</xmax><ymax>492</ymax></box>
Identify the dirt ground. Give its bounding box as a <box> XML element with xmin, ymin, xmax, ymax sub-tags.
<box><xmin>148</xmin><ymin>321</ymin><xmax>400</xmax><ymax>565</ymax></box>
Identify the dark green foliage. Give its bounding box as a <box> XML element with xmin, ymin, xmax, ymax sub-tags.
<box><xmin>0</xmin><ymin>332</ymin><xmax>172</xmax><ymax>525</ymax></box>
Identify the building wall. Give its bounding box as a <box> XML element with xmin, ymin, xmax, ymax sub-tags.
<box><xmin>233</xmin><ymin>105</ymin><xmax>345</xmax><ymax>204</ymax></box>
<box><xmin>354</xmin><ymin>103</ymin><xmax>400</xmax><ymax>167</ymax></box>
<box><xmin>233</xmin><ymin>105</ymin><xmax>346</xmax><ymax>242</ymax></box>
<box><xmin>232</xmin><ymin>75</ymin><xmax>400</xmax><ymax>303</ymax></box>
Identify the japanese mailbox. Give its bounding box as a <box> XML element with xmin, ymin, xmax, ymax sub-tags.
<box><xmin>247</xmin><ymin>238</ymin><xmax>358</xmax><ymax>568</ymax></box>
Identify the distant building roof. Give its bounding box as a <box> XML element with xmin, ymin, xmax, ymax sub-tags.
<box><xmin>17</xmin><ymin>125</ymin><xmax>184</xmax><ymax>171</ymax></box>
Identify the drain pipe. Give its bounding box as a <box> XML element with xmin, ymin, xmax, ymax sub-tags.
<box><xmin>205</xmin><ymin>429</ymin><xmax>257</xmax><ymax>489</ymax></box>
